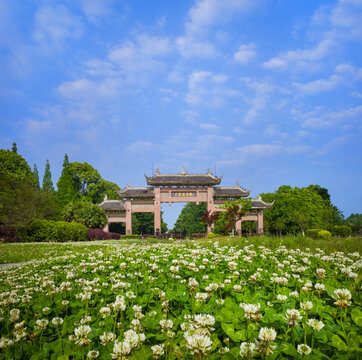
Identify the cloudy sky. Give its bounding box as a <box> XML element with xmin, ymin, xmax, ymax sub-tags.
<box><xmin>1</xmin><ymin>0</ymin><xmax>361</xmax><ymax>227</ymax></box>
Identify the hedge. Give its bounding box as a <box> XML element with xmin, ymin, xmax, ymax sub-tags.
<box><xmin>317</xmin><ymin>230</ymin><xmax>332</xmax><ymax>240</ymax></box>
<box><xmin>88</xmin><ymin>229</ymin><xmax>120</xmax><ymax>240</ymax></box>
<box><xmin>332</xmin><ymin>225</ymin><xmax>352</xmax><ymax>237</ymax></box>
<box><xmin>306</xmin><ymin>229</ymin><xmax>324</xmax><ymax>239</ymax></box>
<box><xmin>28</xmin><ymin>220</ymin><xmax>87</xmax><ymax>242</ymax></box>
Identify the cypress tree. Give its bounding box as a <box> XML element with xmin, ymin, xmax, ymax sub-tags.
<box><xmin>42</xmin><ymin>159</ymin><xmax>54</xmax><ymax>193</ymax></box>
<box><xmin>55</xmin><ymin>154</ymin><xmax>77</xmax><ymax>207</ymax></box>
<box><xmin>33</xmin><ymin>164</ymin><xmax>40</xmax><ymax>188</ymax></box>
<box><xmin>11</xmin><ymin>142</ymin><xmax>17</xmax><ymax>154</ymax></box>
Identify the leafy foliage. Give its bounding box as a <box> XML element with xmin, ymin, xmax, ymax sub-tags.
<box><xmin>28</xmin><ymin>219</ymin><xmax>88</xmax><ymax>242</ymax></box>
<box><xmin>261</xmin><ymin>185</ymin><xmax>338</xmax><ymax>235</ymax></box>
<box><xmin>42</xmin><ymin>159</ymin><xmax>55</xmax><ymax>193</ymax></box>
<box><xmin>332</xmin><ymin>225</ymin><xmax>352</xmax><ymax>237</ymax></box>
<box><xmin>63</xmin><ymin>201</ymin><xmax>107</xmax><ymax>229</ymax></box>
<box><xmin>173</xmin><ymin>203</ymin><xmax>207</xmax><ymax>236</ymax></box>
<box><xmin>0</xmin><ymin>149</ymin><xmax>33</xmax><ymax>181</ymax></box>
<box><xmin>0</xmin><ymin>173</ymin><xmax>60</xmax><ymax>226</ymax></box>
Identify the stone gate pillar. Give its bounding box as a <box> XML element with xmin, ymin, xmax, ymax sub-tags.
<box><xmin>257</xmin><ymin>211</ymin><xmax>264</xmax><ymax>235</ymax></box>
<box><xmin>103</xmin><ymin>216</ymin><xmax>109</xmax><ymax>232</ymax></box>
<box><xmin>126</xmin><ymin>200</ymin><xmax>132</xmax><ymax>235</ymax></box>
<box><xmin>236</xmin><ymin>220</ymin><xmax>242</xmax><ymax>236</ymax></box>
<box><xmin>206</xmin><ymin>186</ymin><xmax>214</xmax><ymax>233</ymax></box>
<box><xmin>154</xmin><ymin>187</ymin><xmax>161</xmax><ymax>235</ymax></box>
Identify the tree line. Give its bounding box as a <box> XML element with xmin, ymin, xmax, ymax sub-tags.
<box><xmin>172</xmin><ymin>186</ymin><xmax>360</xmax><ymax>236</ymax></box>
<box><xmin>0</xmin><ymin>144</ymin><xmax>166</xmax><ymax>234</ymax></box>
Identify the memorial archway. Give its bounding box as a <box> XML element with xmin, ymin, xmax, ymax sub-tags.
<box><xmin>99</xmin><ymin>167</ymin><xmax>273</xmax><ymax>236</ymax></box>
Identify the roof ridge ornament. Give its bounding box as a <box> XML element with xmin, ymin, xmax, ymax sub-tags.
<box><xmin>206</xmin><ymin>168</ymin><xmax>211</xmax><ymax>175</ymax></box>
<box><xmin>180</xmin><ymin>165</ymin><xmax>187</xmax><ymax>175</ymax></box>
<box><xmin>155</xmin><ymin>168</ymin><xmax>160</xmax><ymax>175</ymax></box>
<box><xmin>126</xmin><ymin>182</ymin><xmax>130</xmax><ymax>189</ymax></box>
<box><xmin>236</xmin><ymin>181</ymin><xmax>240</xmax><ymax>187</ymax></box>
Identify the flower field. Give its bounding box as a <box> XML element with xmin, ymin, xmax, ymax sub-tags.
<box><xmin>0</xmin><ymin>240</ymin><xmax>361</xmax><ymax>359</ymax></box>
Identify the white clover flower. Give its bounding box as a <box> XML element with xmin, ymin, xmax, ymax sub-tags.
<box><xmin>35</xmin><ymin>319</ymin><xmax>49</xmax><ymax>331</ymax></box>
<box><xmin>100</xmin><ymin>307</ymin><xmax>111</xmax><ymax>318</ymax></box>
<box><xmin>99</xmin><ymin>332</ymin><xmax>116</xmax><ymax>346</ymax></box>
<box><xmin>52</xmin><ymin>317</ymin><xmax>64</xmax><ymax>326</ymax></box>
<box><xmin>195</xmin><ymin>292</ymin><xmax>209</xmax><ymax>302</ymax></box>
<box><xmin>289</xmin><ymin>291</ymin><xmax>299</xmax><ymax>298</ymax></box>
<box><xmin>300</xmin><ymin>301</ymin><xmax>313</xmax><ymax>311</ymax></box>
<box><xmin>234</xmin><ymin>285</ymin><xmax>242</xmax><ymax>293</ymax></box>
<box><xmin>307</xmin><ymin>319</ymin><xmax>325</xmax><ymax>331</ymax></box>
<box><xmin>185</xmin><ymin>333</ymin><xmax>212</xmax><ymax>356</ymax></box>
<box><xmin>216</xmin><ymin>299</ymin><xmax>224</xmax><ymax>306</ymax></box>
<box><xmin>193</xmin><ymin>313</ymin><xmax>215</xmax><ymax>335</ymax></box>
<box><xmin>73</xmin><ymin>325</ymin><xmax>91</xmax><ymax>346</ymax></box>
<box><xmin>240</xmin><ymin>303</ymin><xmax>262</xmax><ymax>321</ymax></box>
<box><xmin>159</xmin><ymin>319</ymin><xmax>173</xmax><ymax>331</ymax></box>
<box><xmin>151</xmin><ymin>343</ymin><xmax>165</xmax><ymax>359</ymax></box>
<box><xmin>111</xmin><ymin>340</ymin><xmax>131</xmax><ymax>359</ymax></box>
<box><xmin>277</xmin><ymin>294</ymin><xmax>288</xmax><ymax>303</ymax></box>
<box><xmin>333</xmin><ymin>289</ymin><xmax>352</xmax><ymax>308</ymax></box>
<box><xmin>87</xmin><ymin>350</ymin><xmax>99</xmax><ymax>359</ymax></box>
<box><xmin>297</xmin><ymin>343</ymin><xmax>312</xmax><ymax>355</ymax></box>
<box><xmin>9</xmin><ymin>309</ymin><xmax>20</xmax><ymax>322</ymax></box>
<box><xmin>239</xmin><ymin>341</ymin><xmax>256</xmax><ymax>358</ymax></box>
<box><xmin>258</xmin><ymin>327</ymin><xmax>277</xmax><ymax>342</ymax></box>
<box><xmin>285</xmin><ymin>309</ymin><xmax>302</xmax><ymax>326</ymax></box>
<box><xmin>0</xmin><ymin>337</ymin><xmax>13</xmax><ymax>348</ymax></box>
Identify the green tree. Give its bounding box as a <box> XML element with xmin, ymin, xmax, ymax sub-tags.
<box><xmin>33</xmin><ymin>164</ymin><xmax>40</xmax><ymax>188</ymax></box>
<box><xmin>0</xmin><ymin>173</ymin><xmax>59</xmax><ymax>225</ymax></box>
<box><xmin>42</xmin><ymin>160</ymin><xmax>54</xmax><ymax>193</ymax></box>
<box><xmin>63</xmin><ymin>201</ymin><xmax>107</xmax><ymax>229</ymax></box>
<box><xmin>261</xmin><ymin>186</ymin><xmax>330</xmax><ymax>235</ymax></box>
<box><xmin>132</xmin><ymin>212</ymin><xmax>168</xmax><ymax>234</ymax></box>
<box><xmin>69</xmin><ymin>162</ymin><xmax>102</xmax><ymax>199</ymax></box>
<box><xmin>55</xmin><ymin>154</ymin><xmax>78</xmax><ymax>208</ymax></box>
<box><xmin>0</xmin><ymin>149</ymin><xmax>33</xmax><ymax>181</ymax></box>
<box><xmin>345</xmin><ymin>213</ymin><xmax>362</xmax><ymax>235</ymax></box>
<box><xmin>173</xmin><ymin>203</ymin><xmax>207</xmax><ymax>236</ymax></box>
<box><xmin>11</xmin><ymin>142</ymin><xmax>17</xmax><ymax>154</ymax></box>
<box><xmin>87</xmin><ymin>179</ymin><xmax>121</xmax><ymax>204</ymax></box>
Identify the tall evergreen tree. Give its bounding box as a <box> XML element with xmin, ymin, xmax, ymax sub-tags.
<box><xmin>33</xmin><ymin>164</ymin><xmax>40</xmax><ymax>188</ymax></box>
<box><xmin>55</xmin><ymin>154</ymin><xmax>77</xmax><ymax>207</ymax></box>
<box><xmin>11</xmin><ymin>142</ymin><xmax>17</xmax><ymax>154</ymax></box>
<box><xmin>42</xmin><ymin>159</ymin><xmax>54</xmax><ymax>193</ymax></box>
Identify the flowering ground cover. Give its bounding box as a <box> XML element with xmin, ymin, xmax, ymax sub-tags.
<box><xmin>0</xmin><ymin>240</ymin><xmax>361</xmax><ymax>359</ymax></box>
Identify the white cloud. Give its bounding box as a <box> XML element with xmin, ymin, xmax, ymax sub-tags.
<box><xmin>79</xmin><ymin>0</ymin><xmax>115</xmax><ymax>22</ymax></box>
<box><xmin>185</xmin><ymin>71</ymin><xmax>239</xmax><ymax>106</ymax></box>
<box><xmin>200</xmin><ymin>123</ymin><xmax>219</xmax><ymax>131</ymax></box>
<box><xmin>234</xmin><ymin>43</ymin><xmax>257</xmax><ymax>64</ymax></box>
<box><xmin>263</xmin><ymin>39</ymin><xmax>333</xmax><ymax>70</ymax></box>
<box><xmin>313</xmin><ymin>135</ymin><xmax>349</xmax><ymax>156</ymax></box>
<box><xmin>300</xmin><ymin>105</ymin><xmax>362</xmax><ymax>128</ymax></box>
<box><xmin>294</xmin><ymin>63</ymin><xmax>362</xmax><ymax>93</ymax></box>
<box><xmin>176</xmin><ymin>0</ymin><xmax>262</xmax><ymax>58</ymax></box>
<box><xmin>33</xmin><ymin>4</ymin><xmax>84</xmax><ymax>51</ymax></box>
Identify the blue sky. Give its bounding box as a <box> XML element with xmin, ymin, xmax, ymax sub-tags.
<box><xmin>1</xmin><ymin>0</ymin><xmax>361</xmax><ymax>228</ymax></box>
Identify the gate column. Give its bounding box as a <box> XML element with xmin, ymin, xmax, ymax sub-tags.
<box><xmin>126</xmin><ymin>200</ymin><xmax>132</xmax><ymax>235</ymax></box>
<box><xmin>154</xmin><ymin>187</ymin><xmax>161</xmax><ymax>235</ymax></box>
<box><xmin>257</xmin><ymin>211</ymin><xmax>264</xmax><ymax>235</ymax></box>
<box><xmin>206</xmin><ymin>186</ymin><xmax>214</xmax><ymax>233</ymax></box>
<box><xmin>236</xmin><ymin>220</ymin><xmax>242</xmax><ymax>236</ymax></box>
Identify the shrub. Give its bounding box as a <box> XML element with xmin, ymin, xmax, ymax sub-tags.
<box><xmin>306</xmin><ymin>229</ymin><xmax>324</xmax><ymax>239</ymax></box>
<box><xmin>332</xmin><ymin>225</ymin><xmax>352</xmax><ymax>238</ymax></box>
<box><xmin>28</xmin><ymin>220</ymin><xmax>88</xmax><ymax>242</ymax></box>
<box><xmin>0</xmin><ymin>225</ymin><xmax>18</xmax><ymax>243</ymax></box>
<box><xmin>207</xmin><ymin>232</ymin><xmax>216</xmax><ymax>239</ymax></box>
<box><xmin>28</xmin><ymin>219</ymin><xmax>57</xmax><ymax>242</ymax></box>
<box><xmin>88</xmin><ymin>229</ymin><xmax>120</xmax><ymax>240</ymax></box>
<box><xmin>57</xmin><ymin>221</ymin><xmax>88</xmax><ymax>242</ymax></box>
<box><xmin>317</xmin><ymin>230</ymin><xmax>332</xmax><ymax>240</ymax></box>
<box><xmin>192</xmin><ymin>233</ymin><xmax>206</xmax><ymax>238</ymax></box>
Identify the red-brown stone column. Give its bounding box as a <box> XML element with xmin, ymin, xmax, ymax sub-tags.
<box><xmin>236</xmin><ymin>219</ymin><xmax>242</xmax><ymax>236</ymax></box>
<box><xmin>126</xmin><ymin>200</ymin><xmax>132</xmax><ymax>235</ymax></box>
<box><xmin>257</xmin><ymin>211</ymin><xmax>264</xmax><ymax>235</ymax></box>
<box><xmin>154</xmin><ymin>187</ymin><xmax>161</xmax><ymax>235</ymax></box>
<box><xmin>206</xmin><ymin>186</ymin><xmax>214</xmax><ymax>233</ymax></box>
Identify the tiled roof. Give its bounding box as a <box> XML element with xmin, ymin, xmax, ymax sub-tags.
<box><xmin>118</xmin><ymin>187</ymin><xmax>154</xmax><ymax>198</ymax></box>
<box><xmin>145</xmin><ymin>167</ymin><xmax>221</xmax><ymax>186</ymax></box>
<box><xmin>98</xmin><ymin>200</ymin><xmax>126</xmax><ymax>211</ymax></box>
<box><xmin>251</xmin><ymin>195</ymin><xmax>274</xmax><ymax>209</ymax></box>
<box><xmin>213</xmin><ymin>186</ymin><xmax>250</xmax><ymax>197</ymax></box>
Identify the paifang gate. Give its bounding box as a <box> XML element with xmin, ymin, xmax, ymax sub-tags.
<box><xmin>98</xmin><ymin>167</ymin><xmax>273</xmax><ymax>236</ymax></box>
